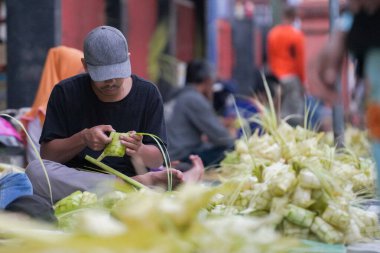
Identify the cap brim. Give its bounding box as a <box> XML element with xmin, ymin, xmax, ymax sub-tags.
<box><xmin>87</xmin><ymin>60</ymin><xmax>131</xmax><ymax>82</ymax></box>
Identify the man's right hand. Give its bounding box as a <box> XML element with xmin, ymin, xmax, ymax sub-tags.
<box><xmin>81</xmin><ymin>125</ymin><xmax>115</xmax><ymax>151</ymax></box>
<box><xmin>133</xmin><ymin>169</ymin><xmax>184</xmax><ymax>190</ymax></box>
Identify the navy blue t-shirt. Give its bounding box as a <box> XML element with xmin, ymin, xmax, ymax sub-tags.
<box><xmin>40</xmin><ymin>73</ymin><xmax>167</xmax><ymax>176</ymax></box>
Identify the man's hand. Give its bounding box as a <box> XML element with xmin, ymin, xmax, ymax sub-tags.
<box><xmin>120</xmin><ymin>131</ymin><xmax>163</xmax><ymax>168</ymax></box>
<box><xmin>133</xmin><ymin>169</ymin><xmax>184</xmax><ymax>189</ymax></box>
<box><xmin>119</xmin><ymin>131</ymin><xmax>143</xmax><ymax>156</ymax></box>
<box><xmin>82</xmin><ymin>125</ymin><xmax>114</xmax><ymax>151</ymax></box>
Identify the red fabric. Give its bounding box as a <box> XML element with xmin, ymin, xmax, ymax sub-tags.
<box><xmin>267</xmin><ymin>24</ymin><xmax>305</xmax><ymax>83</ymax></box>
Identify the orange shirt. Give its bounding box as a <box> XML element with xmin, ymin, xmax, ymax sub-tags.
<box><xmin>21</xmin><ymin>46</ymin><xmax>84</xmax><ymax>128</ymax></box>
<box><xmin>267</xmin><ymin>24</ymin><xmax>305</xmax><ymax>83</ymax></box>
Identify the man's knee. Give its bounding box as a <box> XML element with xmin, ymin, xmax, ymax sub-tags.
<box><xmin>25</xmin><ymin>159</ymin><xmax>46</xmax><ymax>181</ymax></box>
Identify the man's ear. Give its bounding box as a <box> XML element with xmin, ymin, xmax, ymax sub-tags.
<box><xmin>81</xmin><ymin>58</ymin><xmax>88</xmax><ymax>72</ymax></box>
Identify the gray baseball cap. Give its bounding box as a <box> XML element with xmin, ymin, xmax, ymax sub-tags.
<box><xmin>84</xmin><ymin>26</ymin><xmax>131</xmax><ymax>81</ymax></box>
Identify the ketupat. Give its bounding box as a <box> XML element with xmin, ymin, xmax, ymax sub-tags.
<box><xmin>248</xmin><ymin>183</ymin><xmax>273</xmax><ymax>211</ymax></box>
<box><xmin>0</xmin><ymin>191</ymin><xmax>300</xmax><ymax>253</ymax></box>
<box><xmin>67</xmin><ymin>209</ymin><xmax>127</xmax><ymax>236</ymax></box>
<box><xmin>268</xmin><ymin>167</ymin><xmax>296</xmax><ymax>197</ymax></box>
<box><xmin>285</xmin><ymin>204</ymin><xmax>316</xmax><ymax>228</ymax></box>
<box><xmin>282</xmin><ymin>219</ymin><xmax>310</xmax><ymax>239</ymax></box>
<box><xmin>100</xmin><ymin>190</ymin><xmax>128</xmax><ymax>209</ymax></box>
<box><xmin>233</xmin><ymin>191</ymin><xmax>252</xmax><ymax>210</ymax></box>
<box><xmin>54</xmin><ymin>191</ymin><xmax>83</xmax><ymax>215</ymax></box>
<box><xmin>54</xmin><ymin>191</ymin><xmax>98</xmax><ymax>216</ymax></box>
<box><xmin>345</xmin><ymin>219</ymin><xmax>363</xmax><ymax>243</ymax></box>
<box><xmin>97</xmin><ymin>131</ymin><xmax>129</xmax><ymax>161</ymax></box>
<box><xmin>298</xmin><ymin>169</ymin><xmax>321</xmax><ymax>189</ymax></box>
<box><xmin>310</xmin><ymin>217</ymin><xmax>344</xmax><ymax>244</ymax></box>
<box><xmin>321</xmin><ymin>203</ymin><xmax>350</xmax><ymax>231</ymax></box>
<box><xmin>350</xmin><ymin>206</ymin><xmax>380</xmax><ymax>238</ymax></box>
<box><xmin>291</xmin><ymin>186</ymin><xmax>314</xmax><ymax>208</ymax></box>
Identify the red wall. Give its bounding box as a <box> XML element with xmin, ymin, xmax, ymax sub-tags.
<box><xmin>217</xmin><ymin>19</ymin><xmax>233</xmax><ymax>80</ymax></box>
<box><xmin>176</xmin><ymin>4</ymin><xmax>195</xmax><ymax>62</ymax></box>
<box><xmin>61</xmin><ymin>0</ymin><xmax>157</xmax><ymax>79</ymax></box>
<box><xmin>61</xmin><ymin>0</ymin><xmax>105</xmax><ymax>51</ymax></box>
<box><xmin>126</xmin><ymin>0</ymin><xmax>157</xmax><ymax>78</ymax></box>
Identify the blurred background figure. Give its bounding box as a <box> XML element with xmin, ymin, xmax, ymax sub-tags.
<box><xmin>224</xmin><ymin>69</ymin><xmax>280</xmax><ymax>138</ymax></box>
<box><xmin>21</xmin><ymin>46</ymin><xmax>84</xmax><ymax>163</ymax></box>
<box><xmin>267</xmin><ymin>4</ymin><xmax>305</xmax><ymax>127</ymax></box>
<box><xmin>0</xmin><ymin>116</ymin><xmax>24</xmax><ymax>167</ymax></box>
<box><xmin>317</xmin><ymin>0</ymin><xmax>380</xmax><ymax>197</ymax></box>
<box><xmin>165</xmin><ymin>59</ymin><xmax>234</xmax><ymax>168</ymax></box>
<box><xmin>0</xmin><ymin>164</ymin><xmax>32</xmax><ymax>209</ymax></box>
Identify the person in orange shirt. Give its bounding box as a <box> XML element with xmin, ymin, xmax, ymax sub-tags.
<box><xmin>21</xmin><ymin>46</ymin><xmax>84</xmax><ymax>163</ymax></box>
<box><xmin>267</xmin><ymin>4</ymin><xmax>305</xmax><ymax>126</ymax></box>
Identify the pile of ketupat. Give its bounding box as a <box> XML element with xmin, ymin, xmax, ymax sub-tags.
<box><xmin>214</xmin><ymin>120</ymin><xmax>379</xmax><ymax>244</ymax></box>
<box><xmin>0</xmin><ymin>184</ymin><xmax>300</xmax><ymax>253</ymax></box>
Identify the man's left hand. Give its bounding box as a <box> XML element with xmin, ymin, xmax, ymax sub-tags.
<box><xmin>119</xmin><ymin>131</ymin><xmax>143</xmax><ymax>156</ymax></box>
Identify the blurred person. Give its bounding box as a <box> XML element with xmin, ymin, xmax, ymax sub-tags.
<box><xmin>0</xmin><ymin>166</ymin><xmax>32</xmax><ymax>209</ymax></box>
<box><xmin>21</xmin><ymin>46</ymin><xmax>84</xmax><ymax>163</ymax></box>
<box><xmin>267</xmin><ymin>4</ymin><xmax>306</xmax><ymax>126</ymax></box>
<box><xmin>317</xmin><ymin>0</ymin><xmax>380</xmax><ymax>198</ymax></box>
<box><xmin>225</xmin><ymin>69</ymin><xmax>281</xmax><ymax>138</ymax></box>
<box><xmin>0</xmin><ymin>119</ymin><xmax>33</xmax><ymax>210</ymax></box>
<box><xmin>0</xmin><ymin>165</ymin><xmax>61</xmax><ymax>223</ymax></box>
<box><xmin>213</xmin><ymin>80</ymin><xmax>236</xmax><ymax>118</ymax></box>
<box><xmin>212</xmin><ymin>80</ymin><xmax>237</xmax><ymax>136</ymax></box>
<box><xmin>25</xmin><ymin>26</ymin><xmax>201</xmax><ymax>204</ymax></box>
<box><xmin>165</xmin><ymin>59</ymin><xmax>234</xmax><ymax>168</ymax></box>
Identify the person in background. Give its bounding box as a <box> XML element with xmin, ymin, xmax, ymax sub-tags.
<box><xmin>267</xmin><ymin>4</ymin><xmax>306</xmax><ymax>126</ymax></box>
<box><xmin>21</xmin><ymin>46</ymin><xmax>84</xmax><ymax>163</ymax></box>
<box><xmin>212</xmin><ymin>80</ymin><xmax>237</xmax><ymax>137</ymax></box>
<box><xmin>25</xmin><ymin>26</ymin><xmax>199</xmax><ymax>204</ymax></box>
<box><xmin>0</xmin><ymin>166</ymin><xmax>56</xmax><ymax>222</ymax></box>
<box><xmin>317</xmin><ymin>0</ymin><xmax>380</xmax><ymax>198</ymax></box>
<box><xmin>0</xmin><ymin>165</ymin><xmax>32</xmax><ymax>209</ymax></box>
<box><xmin>224</xmin><ymin>69</ymin><xmax>281</xmax><ymax>138</ymax></box>
<box><xmin>213</xmin><ymin>80</ymin><xmax>236</xmax><ymax>119</ymax></box>
<box><xmin>165</xmin><ymin>59</ymin><xmax>234</xmax><ymax>168</ymax></box>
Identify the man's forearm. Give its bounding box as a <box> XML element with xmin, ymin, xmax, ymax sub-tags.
<box><xmin>40</xmin><ymin>130</ymin><xmax>87</xmax><ymax>163</ymax></box>
<box><xmin>137</xmin><ymin>144</ymin><xmax>164</xmax><ymax>169</ymax></box>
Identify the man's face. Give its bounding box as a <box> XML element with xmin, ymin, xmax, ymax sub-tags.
<box><xmin>81</xmin><ymin>58</ymin><xmax>127</xmax><ymax>100</ymax></box>
<box><xmin>92</xmin><ymin>78</ymin><xmax>125</xmax><ymax>97</ymax></box>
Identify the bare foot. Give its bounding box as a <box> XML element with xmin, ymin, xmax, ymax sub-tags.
<box><xmin>183</xmin><ymin>155</ymin><xmax>204</xmax><ymax>183</ymax></box>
